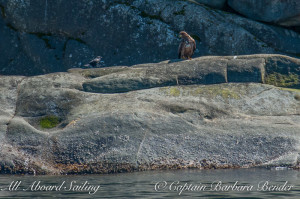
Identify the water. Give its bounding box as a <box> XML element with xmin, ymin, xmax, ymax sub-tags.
<box><xmin>0</xmin><ymin>168</ymin><xmax>299</xmax><ymax>198</ymax></box>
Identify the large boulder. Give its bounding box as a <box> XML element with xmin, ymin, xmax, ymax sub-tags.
<box><xmin>0</xmin><ymin>0</ymin><xmax>300</xmax><ymax>75</ymax></box>
<box><xmin>0</xmin><ymin>54</ymin><xmax>300</xmax><ymax>174</ymax></box>
<box><xmin>228</xmin><ymin>0</ymin><xmax>300</xmax><ymax>26</ymax></box>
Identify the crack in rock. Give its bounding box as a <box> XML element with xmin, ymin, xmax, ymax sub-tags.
<box><xmin>5</xmin><ymin>77</ymin><xmax>27</xmax><ymax>131</ymax></box>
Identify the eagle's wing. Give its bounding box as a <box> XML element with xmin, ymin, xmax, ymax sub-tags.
<box><xmin>89</xmin><ymin>59</ymin><xmax>97</xmax><ymax>65</ymax></box>
<box><xmin>192</xmin><ymin>39</ymin><xmax>196</xmax><ymax>51</ymax></box>
<box><xmin>89</xmin><ymin>58</ymin><xmax>100</xmax><ymax>67</ymax></box>
<box><xmin>190</xmin><ymin>38</ymin><xmax>196</xmax><ymax>56</ymax></box>
<box><xmin>178</xmin><ymin>41</ymin><xmax>184</xmax><ymax>59</ymax></box>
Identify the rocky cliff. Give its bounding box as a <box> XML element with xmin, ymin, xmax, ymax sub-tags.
<box><xmin>0</xmin><ymin>54</ymin><xmax>300</xmax><ymax>174</ymax></box>
<box><xmin>0</xmin><ymin>0</ymin><xmax>300</xmax><ymax>75</ymax></box>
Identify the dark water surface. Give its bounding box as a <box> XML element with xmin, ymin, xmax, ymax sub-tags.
<box><xmin>0</xmin><ymin>168</ymin><xmax>299</xmax><ymax>198</ymax></box>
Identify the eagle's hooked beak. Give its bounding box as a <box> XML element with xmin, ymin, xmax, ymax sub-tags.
<box><xmin>179</xmin><ymin>34</ymin><xmax>182</xmax><ymax>38</ymax></box>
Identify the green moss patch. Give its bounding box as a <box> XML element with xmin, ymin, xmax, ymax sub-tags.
<box><xmin>279</xmin><ymin>87</ymin><xmax>300</xmax><ymax>92</ymax></box>
<box><xmin>160</xmin><ymin>85</ymin><xmax>241</xmax><ymax>99</ymax></box>
<box><xmin>265</xmin><ymin>73</ymin><xmax>299</xmax><ymax>88</ymax></box>
<box><xmin>159</xmin><ymin>87</ymin><xmax>181</xmax><ymax>97</ymax></box>
<box><xmin>218</xmin><ymin>88</ymin><xmax>240</xmax><ymax>99</ymax></box>
<box><xmin>40</xmin><ymin>115</ymin><xmax>60</xmax><ymax>129</ymax></box>
<box><xmin>169</xmin><ymin>87</ymin><xmax>181</xmax><ymax>97</ymax></box>
<box><xmin>188</xmin><ymin>86</ymin><xmax>241</xmax><ymax>99</ymax></box>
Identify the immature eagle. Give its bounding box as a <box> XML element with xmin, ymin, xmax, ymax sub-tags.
<box><xmin>178</xmin><ymin>31</ymin><xmax>196</xmax><ymax>59</ymax></box>
<box><xmin>84</xmin><ymin>56</ymin><xmax>102</xmax><ymax>67</ymax></box>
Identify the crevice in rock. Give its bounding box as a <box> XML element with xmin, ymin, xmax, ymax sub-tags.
<box><xmin>0</xmin><ymin>5</ymin><xmax>6</xmax><ymax>18</ymax></box>
<box><xmin>163</xmin><ymin>104</ymin><xmax>195</xmax><ymax>114</ymax></box>
<box><xmin>5</xmin><ymin>77</ymin><xmax>27</xmax><ymax>133</ymax></box>
<box><xmin>262</xmin><ymin>58</ymin><xmax>267</xmax><ymax>83</ymax></box>
<box><xmin>5</xmin><ymin>23</ymin><xmax>18</xmax><ymax>32</ymax></box>
<box><xmin>62</xmin><ymin>37</ymin><xmax>88</xmax><ymax>59</ymax></box>
<box><xmin>29</xmin><ymin>32</ymin><xmax>55</xmax><ymax>49</ymax></box>
<box><xmin>136</xmin><ymin>130</ymin><xmax>147</xmax><ymax>165</ymax></box>
<box><xmin>249</xmin><ymin>87</ymin><xmax>275</xmax><ymax>98</ymax></box>
<box><xmin>62</xmin><ymin>39</ymin><xmax>70</xmax><ymax>58</ymax></box>
<box><xmin>0</xmin><ymin>6</ymin><xmax>18</xmax><ymax>32</ymax></box>
<box><xmin>222</xmin><ymin>2</ymin><xmax>241</xmax><ymax>16</ymax></box>
<box><xmin>225</xmin><ymin>60</ymin><xmax>229</xmax><ymax>83</ymax></box>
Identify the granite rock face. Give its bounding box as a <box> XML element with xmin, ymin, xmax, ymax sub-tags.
<box><xmin>228</xmin><ymin>0</ymin><xmax>300</xmax><ymax>26</ymax></box>
<box><xmin>0</xmin><ymin>54</ymin><xmax>300</xmax><ymax>174</ymax></box>
<box><xmin>1</xmin><ymin>0</ymin><xmax>300</xmax><ymax>75</ymax></box>
<box><xmin>193</xmin><ymin>0</ymin><xmax>227</xmax><ymax>9</ymax></box>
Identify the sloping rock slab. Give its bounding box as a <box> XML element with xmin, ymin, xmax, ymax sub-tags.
<box><xmin>1</xmin><ymin>54</ymin><xmax>300</xmax><ymax>174</ymax></box>
<box><xmin>81</xmin><ymin>55</ymin><xmax>300</xmax><ymax>93</ymax></box>
<box><xmin>228</xmin><ymin>0</ymin><xmax>300</xmax><ymax>26</ymax></box>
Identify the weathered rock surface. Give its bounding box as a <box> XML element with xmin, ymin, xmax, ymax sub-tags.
<box><xmin>0</xmin><ymin>54</ymin><xmax>300</xmax><ymax>174</ymax></box>
<box><xmin>80</xmin><ymin>54</ymin><xmax>300</xmax><ymax>93</ymax></box>
<box><xmin>228</xmin><ymin>0</ymin><xmax>300</xmax><ymax>26</ymax></box>
<box><xmin>1</xmin><ymin>0</ymin><xmax>300</xmax><ymax>75</ymax></box>
<box><xmin>193</xmin><ymin>0</ymin><xmax>227</xmax><ymax>9</ymax></box>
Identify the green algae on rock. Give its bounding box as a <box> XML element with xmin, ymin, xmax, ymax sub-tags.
<box><xmin>265</xmin><ymin>73</ymin><xmax>299</xmax><ymax>88</ymax></box>
<box><xmin>39</xmin><ymin>115</ymin><xmax>60</xmax><ymax>129</ymax></box>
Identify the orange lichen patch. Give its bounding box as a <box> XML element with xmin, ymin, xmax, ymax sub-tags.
<box><xmin>54</xmin><ymin>162</ymin><xmax>136</xmax><ymax>174</ymax></box>
<box><xmin>65</xmin><ymin>118</ymin><xmax>80</xmax><ymax>128</ymax></box>
<box><xmin>51</xmin><ymin>159</ymin><xmax>246</xmax><ymax>175</ymax></box>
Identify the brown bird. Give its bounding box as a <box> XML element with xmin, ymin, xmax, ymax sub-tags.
<box><xmin>178</xmin><ymin>31</ymin><xmax>196</xmax><ymax>60</ymax></box>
